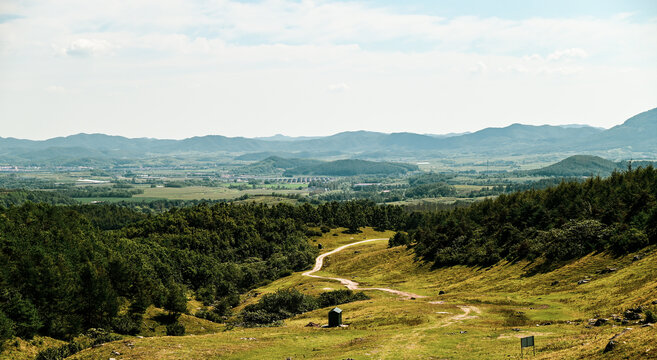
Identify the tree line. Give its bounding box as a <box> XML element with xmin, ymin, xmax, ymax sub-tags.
<box><xmin>0</xmin><ymin>200</ymin><xmax>405</xmax><ymax>346</ymax></box>
<box><xmin>393</xmin><ymin>166</ymin><xmax>657</xmax><ymax>268</ymax></box>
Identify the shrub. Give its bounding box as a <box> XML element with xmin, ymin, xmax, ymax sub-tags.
<box><xmin>389</xmin><ymin>232</ymin><xmax>411</xmax><ymax>247</ymax></box>
<box><xmin>608</xmin><ymin>227</ymin><xmax>649</xmax><ymax>255</ymax></box>
<box><xmin>195</xmin><ymin>308</ymin><xmax>223</xmax><ymax>323</ymax></box>
<box><xmin>35</xmin><ymin>341</ymin><xmax>83</xmax><ymax>360</ymax></box>
<box><xmin>0</xmin><ymin>311</ymin><xmax>14</xmax><ymax>351</ymax></box>
<box><xmin>240</xmin><ymin>289</ymin><xmax>317</xmax><ymax>326</ymax></box>
<box><xmin>317</xmin><ymin>290</ymin><xmax>369</xmax><ymax>308</ymax></box>
<box><xmin>305</xmin><ymin>229</ymin><xmax>323</xmax><ymax>237</ymax></box>
<box><xmin>645</xmin><ymin>309</ymin><xmax>657</xmax><ymax>324</ymax></box>
<box><xmin>85</xmin><ymin>327</ymin><xmax>122</xmax><ymax>346</ymax></box>
<box><xmin>166</xmin><ymin>321</ymin><xmax>185</xmax><ymax>336</ymax></box>
<box><xmin>112</xmin><ymin>314</ymin><xmax>142</xmax><ymax>335</ymax></box>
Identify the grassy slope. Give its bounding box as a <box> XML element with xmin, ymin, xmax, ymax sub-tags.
<box><xmin>69</xmin><ymin>228</ymin><xmax>657</xmax><ymax>359</ymax></box>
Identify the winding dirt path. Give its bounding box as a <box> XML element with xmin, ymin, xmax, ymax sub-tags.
<box><xmin>439</xmin><ymin>305</ymin><xmax>481</xmax><ymax>327</ymax></box>
<box><xmin>302</xmin><ymin>238</ymin><xmax>426</xmax><ymax>299</ymax></box>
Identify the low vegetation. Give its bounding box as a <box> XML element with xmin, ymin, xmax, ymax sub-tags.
<box><xmin>240</xmin><ymin>289</ymin><xmax>369</xmax><ymax>326</ymax></box>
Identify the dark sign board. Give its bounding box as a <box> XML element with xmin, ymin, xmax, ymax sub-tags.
<box><xmin>521</xmin><ymin>336</ymin><xmax>534</xmax><ymax>348</ymax></box>
<box><xmin>520</xmin><ymin>335</ymin><xmax>535</xmax><ymax>357</ymax></box>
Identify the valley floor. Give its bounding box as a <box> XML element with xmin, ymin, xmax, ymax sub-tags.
<box><xmin>67</xmin><ymin>228</ymin><xmax>657</xmax><ymax>359</ymax></box>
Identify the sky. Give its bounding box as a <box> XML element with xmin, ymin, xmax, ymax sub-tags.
<box><xmin>0</xmin><ymin>0</ymin><xmax>656</xmax><ymax>140</ymax></box>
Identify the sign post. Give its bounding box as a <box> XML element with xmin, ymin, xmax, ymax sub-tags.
<box><xmin>520</xmin><ymin>336</ymin><xmax>535</xmax><ymax>357</ymax></box>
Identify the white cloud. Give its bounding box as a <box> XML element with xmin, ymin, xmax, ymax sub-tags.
<box><xmin>62</xmin><ymin>38</ymin><xmax>113</xmax><ymax>57</ymax></box>
<box><xmin>0</xmin><ymin>0</ymin><xmax>655</xmax><ymax>139</ymax></box>
<box><xmin>328</xmin><ymin>83</ymin><xmax>350</xmax><ymax>92</ymax></box>
<box><xmin>45</xmin><ymin>85</ymin><xmax>66</xmax><ymax>93</ymax></box>
<box><xmin>547</xmin><ymin>48</ymin><xmax>588</xmax><ymax>61</ymax></box>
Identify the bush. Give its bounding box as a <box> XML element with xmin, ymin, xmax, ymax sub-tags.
<box><xmin>645</xmin><ymin>309</ymin><xmax>657</xmax><ymax>324</ymax></box>
<box><xmin>166</xmin><ymin>321</ymin><xmax>185</xmax><ymax>336</ymax></box>
<box><xmin>608</xmin><ymin>227</ymin><xmax>649</xmax><ymax>255</ymax></box>
<box><xmin>0</xmin><ymin>311</ymin><xmax>14</xmax><ymax>351</ymax></box>
<box><xmin>317</xmin><ymin>290</ymin><xmax>369</xmax><ymax>308</ymax></box>
<box><xmin>240</xmin><ymin>289</ymin><xmax>317</xmax><ymax>326</ymax></box>
<box><xmin>305</xmin><ymin>229</ymin><xmax>323</xmax><ymax>237</ymax></box>
<box><xmin>112</xmin><ymin>314</ymin><xmax>142</xmax><ymax>335</ymax></box>
<box><xmin>389</xmin><ymin>232</ymin><xmax>411</xmax><ymax>247</ymax></box>
<box><xmin>320</xmin><ymin>225</ymin><xmax>331</xmax><ymax>233</ymax></box>
<box><xmin>240</xmin><ymin>309</ymin><xmax>284</xmax><ymax>326</ymax></box>
<box><xmin>195</xmin><ymin>308</ymin><xmax>223</xmax><ymax>323</ymax></box>
<box><xmin>84</xmin><ymin>327</ymin><xmax>122</xmax><ymax>346</ymax></box>
<box><xmin>35</xmin><ymin>341</ymin><xmax>83</xmax><ymax>360</ymax></box>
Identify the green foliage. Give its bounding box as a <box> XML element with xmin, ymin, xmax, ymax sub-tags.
<box><xmin>240</xmin><ymin>289</ymin><xmax>369</xmax><ymax>326</ymax></box>
<box><xmin>409</xmin><ymin>167</ymin><xmax>657</xmax><ymax>267</ymax></box>
<box><xmin>316</xmin><ymin>290</ymin><xmax>369</xmax><ymax>308</ymax></box>
<box><xmin>523</xmin><ymin>155</ymin><xmax>629</xmax><ymax>177</ymax></box>
<box><xmin>389</xmin><ymin>232</ymin><xmax>411</xmax><ymax>247</ymax></box>
<box><xmin>112</xmin><ymin>314</ymin><xmax>142</xmax><ymax>335</ymax></box>
<box><xmin>408</xmin><ymin>173</ymin><xmax>454</xmax><ymax>186</ymax></box>
<box><xmin>0</xmin><ymin>310</ymin><xmax>15</xmax><ymax>350</ymax></box>
<box><xmin>0</xmin><ymin>289</ymin><xmax>42</xmax><ymax>339</ymax></box>
<box><xmin>241</xmin><ymin>289</ymin><xmax>317</xmax><ymax>326</ymax></box>
<box><xmin>35</xmin><ymin>341</ymin><xmax>83</xmax><ymax>360</ymax></box>
<box><xmin>60</xmin><ymin>186</ymin><xmax>143</xmax><ymax>198</ymax></box>
<box><xmin>405</xmin><ymin>182</ymin><xmax>456</xmax><ymax>198</ymax></box>
<box><xmin>164</xmin><ymin>283</ymin><xmax>188</xmax><ymax>316</ymax></box>
<box><xmin>165</xmin><ymin>321</ymin><xmax>185</xmax><ymax>336</ymax></box>
<box><xmin>0</xmin><ymin>199</ymin><xmax>403</xmax><ymax>340</ymax></box>
<box><xmin>284</xmin><ymin>159</ymin><xmax>419</xmax><ymax>176</ymax></box>
<box><xmin>644</xmin><ymin>309</ymin><xmax>657</xmax><ymax>324</ymax></box>
<box><xmin>0</xmin><ymin>189</ymin><xmax>75</xmax><ymax>207</ymax></box>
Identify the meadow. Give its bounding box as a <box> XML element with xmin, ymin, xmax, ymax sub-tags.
<box><xmin>65</xmin><ymin>229</ymin><xmax>656</xmax><ymax>360</ymax></box>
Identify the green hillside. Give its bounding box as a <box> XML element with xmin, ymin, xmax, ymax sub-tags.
<box><xmin>66</xmin><ymin>230</ymin><xmax>657</xmax><ymax>360</ymax></box>
<box><xmin>283</xmin><ymin>159</ymin><xmax>419</xmax><ymax>176</ymax></box>
<box><xmin>237</xmin><ymin>156</ymin><xmax>323</xmax><ymax>174</ymax></box>
<box><xmin>525</xmin><ymin>155</ymin><xmax>620</xmax><ymax>176</ymax></box>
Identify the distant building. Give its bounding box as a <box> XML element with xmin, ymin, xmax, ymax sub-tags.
<box><xmin>328</xmin><ymin>307</ymin><xmax>342</xmax><ymax>327</ymax></box>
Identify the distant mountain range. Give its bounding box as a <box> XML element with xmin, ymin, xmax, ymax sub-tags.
<box><xmin>1</xmin><ymin>107</ymin><xmax>655</xmax><ymax>165</ymax></box>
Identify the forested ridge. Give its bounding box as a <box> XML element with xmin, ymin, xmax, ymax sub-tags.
<box><xmin>0</xmin><ymin>200</ymin><xmax>405</xmax><ymax>345</ymax></box>
<box><xmin>397</xmin><ymin>166</ymin><xmax>657</xmax><ymax>267</ymax></box>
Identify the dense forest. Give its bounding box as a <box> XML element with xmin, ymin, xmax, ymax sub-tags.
<box><xmin>0</xmin><ymin>200</ymin><xmax>405</xmax><ymax>346</ymax></box>
<box><xmin>283</xmin><ymin>159</ymin><xmax>419</xmax><ymax>176</ymax></box>
<box><xmin>396</xmin><ymin>166</ymin><xmax>657</xmax><ymax>267</ymax></box>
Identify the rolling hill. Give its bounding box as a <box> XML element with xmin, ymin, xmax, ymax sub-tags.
<box><xmin>524</xmin><ymin>155</ymin><xmax>656</xmax><ymax>177</ymax></box>
<box><xmin>1</xmin><ymin>107</ymin><xmax>655</xmax><ymax>165</ymax></box>
<box><xmin>282</xmin><ymin>159</ymin><xmax>419</xmax><ymax>176</ymax></box>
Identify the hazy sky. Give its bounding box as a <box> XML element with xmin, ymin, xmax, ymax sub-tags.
<box><xmin>1</xmin><ymin>0</ymin><xmax>656</xmax><ymax>139</ymax></box>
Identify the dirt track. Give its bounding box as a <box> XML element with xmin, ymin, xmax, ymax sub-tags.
<box><xmin>302</xmin><ymin>238</ymin><xmax>426</xmax><ymax>299</ymax></box>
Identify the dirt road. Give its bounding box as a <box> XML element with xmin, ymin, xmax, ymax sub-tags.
<box><xmin>302</xmin><ymin>238</ymin><xmax>426</xmax><ymax>299</ymax></box>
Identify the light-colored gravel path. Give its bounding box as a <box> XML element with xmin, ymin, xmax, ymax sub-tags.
<box><xmin>302</xmin><ymin>238</ymin><xmax>426</xmax><ymax>299</ymax></box>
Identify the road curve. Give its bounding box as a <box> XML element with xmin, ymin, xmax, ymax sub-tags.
<box><xmin>302</xmin><ymin>238</ymin><xmax>426</xmax><ymax>299</ymax></box>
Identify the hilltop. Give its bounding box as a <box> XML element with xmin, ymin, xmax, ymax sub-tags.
<box><xmin>524</xmin><ymin>154</ymin><xmax>656</xmax><ymax>177</ymax></box>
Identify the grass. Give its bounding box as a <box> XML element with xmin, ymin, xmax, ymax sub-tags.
<box><xmin>21</xmin><ymin>229</ymin><xmax>657</xmax><ymax>359</ymax></box>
